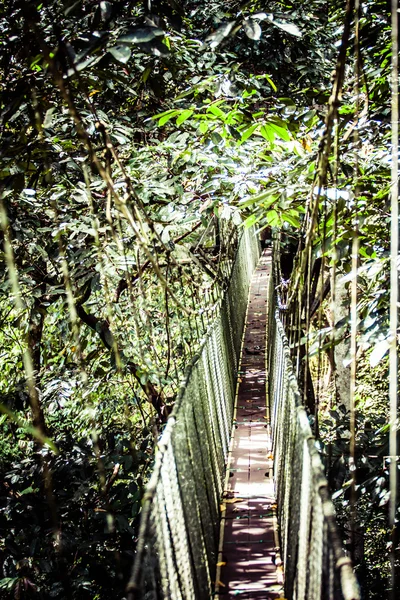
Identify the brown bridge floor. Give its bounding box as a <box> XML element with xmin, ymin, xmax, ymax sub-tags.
<box><xmin>215</xmin><ymin>249</ymin><xmax>283</xmax><ymax>600</ymax></box>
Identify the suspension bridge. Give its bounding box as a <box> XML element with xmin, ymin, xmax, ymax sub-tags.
<box><xmin>125</xmin><ymin>229</ymin><xmax>361</xmax><ymax>600</ymax></box>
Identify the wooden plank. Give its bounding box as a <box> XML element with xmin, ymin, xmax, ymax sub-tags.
<box><xmin>215</xmin><ymin>250</ymin><xmax>284</xmax><ymax>600</ymax></box>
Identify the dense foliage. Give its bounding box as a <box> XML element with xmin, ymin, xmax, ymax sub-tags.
<box><xmin>0</xmin><ymin>0</ymin><xmax>398</xmax><ymax>598</ymax></box>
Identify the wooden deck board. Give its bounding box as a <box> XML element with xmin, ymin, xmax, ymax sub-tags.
<box><xmin>215</xmin><ymin>250</ymin><xmax>283</xmax><ymax>600</ymax></box>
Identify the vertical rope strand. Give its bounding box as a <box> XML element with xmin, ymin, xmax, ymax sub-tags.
<box><xmin>349</xmin><ymin>0</ymin><xmax>361</xmax><ymax>562</ymax></box>
<box><xmin>304</xmin><ymin>243</ymin><xmax>312</xmax><ymax>408</ymax></box>
<box><xmin>315</xmin><ymin>197</ymin><xmax>328</xmax><ymax>439</ymax></box>
<box><xmin>331</xmin><ymin>123</ymin><xmax>340</xmax><ymax>409</ymax></box>
<box><xmin>389</xmin><ymin>0</ymin><xmax>399</xmax><ymax>594</ymax></box>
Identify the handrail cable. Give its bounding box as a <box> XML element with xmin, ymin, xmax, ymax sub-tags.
<box><xmin>269</xmin><ymin>253</ymin><xmax>360</xmax><ymax>600</ymax></box>
<box><xmin>127</xmin><ymin>231</ymin><xmax>361</xmax><ymax>600</ymax></box>
<box><xmin>126</xmin><ymin>228</ymin><xmax>261</xmax><ymax>599</ymax></box>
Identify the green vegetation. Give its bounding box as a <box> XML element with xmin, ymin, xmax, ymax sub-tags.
<box><xmin>0</xmin><ymin>0</ymin><xmax>397</xmax><ymax>598</ymax></box>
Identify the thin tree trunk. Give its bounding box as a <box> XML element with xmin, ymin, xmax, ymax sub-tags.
<box><xmin>27</xmin><ymin>300</ymin><xmax>48</xmax><ymax>435</ymax></box>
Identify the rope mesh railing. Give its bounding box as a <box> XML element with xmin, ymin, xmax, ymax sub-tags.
<box><xmin>267</xmin><ymin>259</ymin><xmax>361</xmax><ymax>600</ymax></box>
<box><xmin>126</xmin><ymin>227</ymin><xmax>260</xmax><ymax>600</ymax></box>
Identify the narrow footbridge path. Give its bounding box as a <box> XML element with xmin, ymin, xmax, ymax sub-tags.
<box><xmin>127</xmin><ymin>231</ymin><xmax>360</xmax><ymax>600</ymax></box>
<box><xmin>216</xmin><ymin>250</ymin><xmax>283</xmax><ymax>598</ymax></box>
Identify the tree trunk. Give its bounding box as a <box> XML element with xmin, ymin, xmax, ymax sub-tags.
<box><xmin>27</xmin><ymin>300</ymin><xmax>48</xmax><ymax>436</ymax></box>
<box><xmin>332</xmin><ymin>274</ymin><xmax>351</xmax><ymax>410</ymax></box>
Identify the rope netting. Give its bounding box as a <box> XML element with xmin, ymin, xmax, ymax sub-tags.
<box><xmin>126</xmin><ymin>228</ymin><xmax>260</xmax><ymax>600</ymax></box>
<box><xmin>268</xmin><ymin>258</ymin><xmax>360</xmax><ymax>600</ymax></box>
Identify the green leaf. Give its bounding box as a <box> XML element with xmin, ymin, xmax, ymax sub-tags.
<box><xmin>109</xmin><ymin>45</ymin><xmax>132</xmax><ymax>64</ymax></box>
<box><xmin>226</xmin><ymin>124</ymin><xmax>241</xmax><ymax>140</ymax></box>
<box><xmin>205</xmin><ymin>21</ymin><xmax>236</xmax><ymax>48</ymax></box>
<box><xmin>268</xmin><ymin>16</ymin><xmax>303</xmax><ymax>38</ymax></box>
<box><xmin>264</xmin><ymin>75</ymin><xmax>277</xmax><ymax>92</ymax></box>
<box><xmin>243</xmin><ymin>19</ymin><xmax>262</xmax><ymax>40</ymax></box>
<box><xmin>100</xmin><ymin>1</ymin><xmax>112</xmax><ymax>20</ymax></box>
<box><xmin>68</xmin><ymin>54</ymin><xmax>103</xmax><ymax>76</ymax></box>
<box><xmin>267</xmin><ymin>121</ymin><xmax>291</xmax><ymax>141</ymax></box>
<box><xmin>0</xmin><ymin>578</ymin><xmax>19</xmax><ymax>591</ymax></box>
<box><xmin>20</xmin><ymin>486</ymin><xmax>38</xmax><ymax>495</ymax></box>
<box><xmin>142</xmin><ymin>66</ymin><xmax>152</xmax><ymax>82</ymax></box>
<box><xmin>117</xmin><ymin>26</ymin><xmax>164</xmax><ymax>44</ymax></box>
<box><xmin>138</xmin><ymin>39</ymin><xmax>169</xmax><ymax>57</ymax></box>
<box><xmin>158</xmin><ymin>110</ymin><xmax>179</xmax><ymax>126</ymax></box>
<box><xmin>279</xmin><ymin>97</ymin><xmax>296</xmax><ymax>114</ymax></box>
<box><xmin>266</xmin><ymin>209</ymin><xmax>280</xmax><ymax>226</ymax></box>
<box><xmin>153</xmin><ymin>108</ymin><xmax>176</xmax><ymax>119</ymax></box>
<box><xmin>199</xmin><ymin>121</ymin><xmax>209</xmax><ymax>134</ymax></box>
<box><xmin>240</xmin><ymin>124</ymin><xmax>259</xmax><ymax>142</ymax></box>
<box><xmin>176</xmin><ymin>110</ymin><xmax>194</xmax><ymax>125</ymax></box>
<box><xmin>240</xmin><ymin>191</ymin><xmax>278</xmax><ymax>208</ymax></box>
<box><xmin>211</xmin><ymin>132</ymin><xmax>223</xmax><ymax>145</ymax></box>
<box><xmin>370</xmin><ymin>339</ymin><xmax>390</xmax><ymax>367</ymax></box>
<box><xmin>43</xmin><ymin>108</ymin><xmax>56</xmax><ymax>129</ymax></box>
<box><xmin>207</xmin><ymin>104</ymin><xmax>227</xmax><ymax>120</ymax></box>
<box><xmin>260</xmin><ymin>124</ymin><xmax>275</xmax><ymax>143</ymax></box>
<box><xmin>0</xmin><ymin>404</ymin><xmax>59</xmax><ymax>454</ymax></box>
<box><xmin>243</xmin><ymin>213</ymin><xmax>263</xmax><ymax>228</ymax></box>
<box><xmin>281</xmin><ymin>211</ymin><xmax>301</xmax><ymax>228</ymax></box>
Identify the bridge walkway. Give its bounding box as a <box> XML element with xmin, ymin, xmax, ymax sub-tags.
<box><xmin>216</xmin><ymin>249</ymin><xmax>284</xmax><ymax>599</ymax></box>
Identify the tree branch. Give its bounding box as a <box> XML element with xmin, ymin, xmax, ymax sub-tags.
<box><xmin>76</xmin><ymin>299</ymin><xmax>167</xmax><ymax>422</ymax></box>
